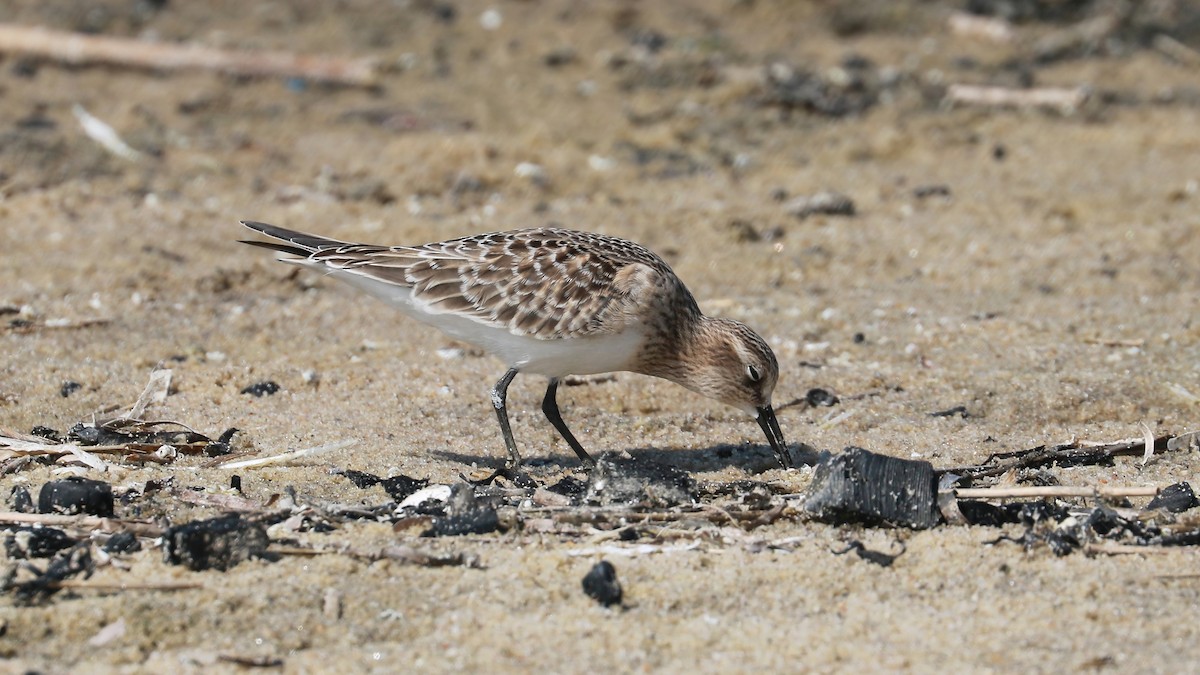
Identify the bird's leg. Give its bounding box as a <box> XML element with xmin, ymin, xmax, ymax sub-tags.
<box><xmin>542</xmin><ymin>378</ymin><xmax>595</xmax><ymax>466</ymax></box>
<box><xmin>491</xmin><ymin>368</ymin><xmax>522</xmax><ymax>468</ymax></box>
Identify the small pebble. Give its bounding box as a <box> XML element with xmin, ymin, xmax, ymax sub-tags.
<box><xmin>163</xmin><ymin>514</ymin><xmax>269</xmax><ymax>571</ymax></box>
<box><xmin>479</xmin><ymin>8</ymin><xmax>502</xmax><ymax>30</ymax></box>
<box><xmin>913</xmin><ymin>184</ymin><xmax>951</xmax><ymax>199</ymax></box>
<box><xmin>784</xmin><ymin>191</ymin><xmax>855</xmax><ymax>219</ymax></box>
<box><xmin>587</xmin><ymin>155</ymin><xmax>617</xmax><ymax>172</ymax></box>
<box><xmin>38</xmin><ymin>477</ymin><xmax>114</xmax><ymax>517</ymax></box>
<box><xmin>9</xmin><ymin>486</ymin><xmax>33</xmax><ymax>513</ymax></box>
<box><xmin>806</xmin><ymin>388</ymin><xmax>839</xmax><ymax>407</ymax></box>
<box><xmin>240</xmin><ymin>381</ymin><xmax>280</xmax><ymax>397</ymax></box>
<box><xmin>581</xmin><ymin>560</ymin><xmax>623</xmax><ymax>607</ymax></box>
<box><xmin>103</xmin><ymin>531</ymin><xmax>142</xmax><ymax>554</ymax></box>
<box><xmin>542</xmin><ymin>48</ymin><xmax>577</xmax><ymax>68</ymax></box>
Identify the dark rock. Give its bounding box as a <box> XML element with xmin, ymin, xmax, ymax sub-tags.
<box><xmin>103</xmin><ymin>531</ymin><xmax>142</xmax><ymax>554</ymax></box>
<box><xmin>8</xmin><ymin>546</ymin><xmax>93</xmax><ymax>605</ymax></box>
<box><xmin>1012</xmin><ymin>500</ymin><xmax>1072</xmax><ymax>525</ymax></box>
<box><xmin>38</xmin><ymin>477</ymin><xmax>114</xmax><ymax>517</ymax></box>
<box><xmin>629</xmin><ymin>29</ymin><xmax>667</xmax><ymax>52</ymax></box>
<box><xmin>4</xmin><ymin>527</ymin><xmax>76</xmax><ymax>559</ymax></box>
<box><xmin>380</xmin><ymin>475</ymin><xmax>429</xmax><ymax>502</ymax></box>
<box><xmin>804</xmin><ymin>447</ymin><xmax>939</xmax><ymax>529</ymax></box>
<box><xmin>240</xmin><ymin>381</ymin><xmax>280</xmax><ymax>397</ymax></box>
<box><xmin>1147</xmin><ymin>482</ymin><xmax>1198</xmax><ymax>513</ymax></box>
<box><xmin>805</xmin><ymin>388</ymin><xmax>839</xmax><ymax>407</ymax></box>
<box><xmin>430</xmin><ymin>2</ymin><xmax>456</xmax><ymax>23</ymax></box>
<box><xmin>546</xmin><ymin>476</ymin><xmax>587</xmax><ymax>502</ymax></box>
<box><xmin>957</xmin><ymin>500</ymin><xmax>1014</xmax><ymax>526</ymax></box>
<box><xmin>204</xmin><ymin>427</ymin><xmax>239</xmax><ymax>456</ymax></box>
<box><xmin>425</xmin><ymin>484</ymin><xmax>500</xmax><ymax>537</ymax></box>
<box><xmin>728</xmin><ymin>219</ymin><xmax>761</xmax><ymax>242</ymax></box>
<box><xmin>29</xmin><ymin>426</ymin><xmax>62</xmax><ymax>442</ymax></box>
<box><xmin>764</xmin><ymin>64</ymin><xmax>877</xmax><ymax>118</ymax></box>
<box><xmin>9</xmin><ymin>486</ymin><xmax>33</xmax><ymax>513</ymax></box>
<box><xmin>342</xmin><ymin>469</ymin><xmax>429</xmax><ymax>502</ymax></box>
<box><xmin>341</xmin><ymin>469</ymin><xmax>383</xmax><ymax>489</ymax></box>
<box><xmin>585</xmin><ymin>454</ymin><xmax>697</xmax><ymax>507</ymax></box>
<box><xmin>543</xmin><ymin>47</ymin><xmax>578</xmax><ymax>67</ymax></box>
<box><xmin>581</xmin><ymin>560</ymin><xmax>622</xmax><ymax>607</ymax></box>
<box><xmin>59</xmin><ymin>381</ymin><xmax>82</xmax><ymax>398</ymax></box>
<box><xmin>163</xmin><ymin>514</ymin><xmax>269</xmax><ymax>571</ymax></box>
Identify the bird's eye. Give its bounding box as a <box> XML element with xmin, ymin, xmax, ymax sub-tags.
<box><xmin>746</xmin><ymin>364</ymin><xmax>762</xmax><ymax>383</ymax></box>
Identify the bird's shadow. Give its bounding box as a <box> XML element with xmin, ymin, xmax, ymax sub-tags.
<box><xmin>432</xmin><ymin>442</ymin><xmax>819</xmax><ymax>476</ymax></box>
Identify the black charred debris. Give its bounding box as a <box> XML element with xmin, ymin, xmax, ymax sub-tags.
<box><xmin>3</xmin><ymin>434</ymin><xmax>1200</xmax><ymax>605</ymax></box>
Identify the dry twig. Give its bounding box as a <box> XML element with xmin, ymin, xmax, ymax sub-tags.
<box><xmin>1084</xmin><ymin>542</ymin><xmax>1173</xmax><ymax>556</ymax></box>
<box><xmin>4</xmin><ymin>317</ymin><xmax>111</xmax><ymax>333</ymax></box>
<box><xmin>49</xmin><ymin>580</ymin><xmax>202</xmax><ymax>592</ymax></box>
<box><xmin>273</xmin><ymin>542</ymin><xmax>481</xmax><ymax>568</ymax></box>
<box><xmin>945</xmin><ymin>84</ymin><xmax>1090</xmax><ymax>114</ymax></box>
<box><xmin>216</xmin><ymin>439</ymin><xmax>356</xmax><ymax>469</ymax></box>
<box><xmin>0</xmin><ymin>511</ymin><xmax>163</xmax><ymax>537</ymax></box>
<box><xmin>1154</xmin><ymin>35</ymin><xmax>1200</xmax><ymax>67</ymax></box>
<box><xmin>947</xmin><ymin>12</ymin><xmax>1015</xmax><ymax>43</ymax></box>
<box><xmin>1033</xmin><ymin>12</ymin><xmax>1125</xmax><ymax>62</ymax></box>
<box><xmin>0</xmin><ymin>23</ymin><xmax>377</xmax><ymax>86</ymax></box>
<box><xmin>952</xmin><ymin>485</ymin><xmax>1160</xmax><ymax>500</ymax></box>
<box><xmin>945</xmin><ymin>434</ymin><xmax>1175</xmax><ymax>480</ymax></box>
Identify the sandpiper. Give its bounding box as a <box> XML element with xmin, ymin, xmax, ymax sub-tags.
<box><xmin>240</xmin><ymin>220</ymin><xmax>792</xmax><ymax>469</ymax></box>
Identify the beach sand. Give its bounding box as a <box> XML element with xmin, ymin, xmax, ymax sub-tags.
<box><xmin>1</xmin><ymin>1</ymin><xmax>1199</xmax><ymax>671</ymax></box>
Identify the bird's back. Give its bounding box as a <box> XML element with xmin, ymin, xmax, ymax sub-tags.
<box><xmin>246</xmin><ymin>223</ymin><xmax>701</xmax><ymax>342</ymax></box>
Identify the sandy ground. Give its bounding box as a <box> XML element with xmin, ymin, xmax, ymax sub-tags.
<box><xmin>2</xmin><ymin>1</ymin><xmax>1200</xmax><ymax>672</ymax></box>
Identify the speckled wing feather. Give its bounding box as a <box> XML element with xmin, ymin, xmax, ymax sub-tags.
<box><xmin>310</xmin><ymin>228</ymin><xmax>700</xmax><ymax>340</ymax></box>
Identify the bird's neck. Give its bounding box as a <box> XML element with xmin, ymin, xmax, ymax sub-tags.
<box><xmin>637</xmin><ymin>314</ymin><xmax>720</xmax><ymax>391</ymax></box>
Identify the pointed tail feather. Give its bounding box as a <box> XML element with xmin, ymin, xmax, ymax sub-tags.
<box><xmin>238</xmin><ymin>238</ymin><xmax>314</xmax><ymax>258</ymax></box>
<box><xmin>239</xmin><ymin>220</ymin><xmax>349</xmax><ymax>254</ymax></box>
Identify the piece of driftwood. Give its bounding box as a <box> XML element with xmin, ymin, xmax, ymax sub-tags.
<box><xmin>0</xmin><ymin>23</ymin><xmax>377</xmax><ymax>86</ymax></box>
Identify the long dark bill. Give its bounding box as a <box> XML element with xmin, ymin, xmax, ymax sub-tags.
<box><xmin>755</xmin><ymin>404</ymin><xmax>791</xmax><ymax>469</ymax></box>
